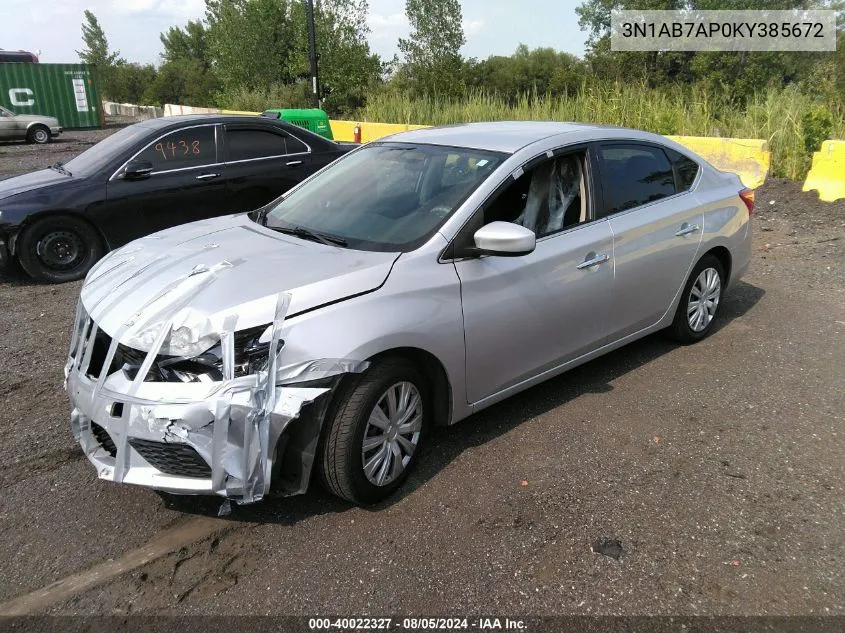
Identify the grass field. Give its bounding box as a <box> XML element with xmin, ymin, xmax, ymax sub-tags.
<box><xmin>358</xmin><ymin>84</ymin><xmax>845</xmax><ymax>180</ymax></box>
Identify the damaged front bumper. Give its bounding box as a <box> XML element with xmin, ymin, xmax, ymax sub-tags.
<box><xmin>65</xmin><ymin>274</ymin><xmax>367</xmax><ymax>505</ymax></box>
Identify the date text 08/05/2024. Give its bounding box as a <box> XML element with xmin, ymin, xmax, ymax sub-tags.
<box><xmin>308</xmin><ymin>617</ymin><xmax>528</xmax><ymax>630</ymax></box>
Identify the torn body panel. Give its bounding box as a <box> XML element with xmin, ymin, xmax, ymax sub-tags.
<box><xmin>65</xmin><ymin>261</ymin><xmax>369</xmax><ymax>505</ymax></box>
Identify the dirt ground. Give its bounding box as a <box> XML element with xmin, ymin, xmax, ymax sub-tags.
<box><xmin>0</xmin><ymin>130</ymin><xmax>843</xmax><ymax>619</ymax></box>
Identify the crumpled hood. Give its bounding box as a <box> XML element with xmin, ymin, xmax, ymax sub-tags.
<box><xmin>81</xmin><ymin>214</ymin><xmax>400</xmax><ymax>348</ymax></box>
<box><xmin>0</xmin><ymin>168</ymin><xmax>72</xmax><ymax>199</ymax></box>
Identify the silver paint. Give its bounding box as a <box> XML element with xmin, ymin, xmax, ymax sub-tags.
<box><xmin>66</xmin><ymin>122</ymin><xmax>752</xmax><ymax>502</ymax></box>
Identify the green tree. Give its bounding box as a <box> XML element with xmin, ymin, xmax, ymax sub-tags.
<box><xmin>76</xmin><ymin>10</ymin><xmax>125</xmax><ymax>100</ymax></box>
<box><xmin>156</xmin><ymin>20</ymin><xmax>219</xmax><ymax>106</ymax></box>
<box><xmin>397</xmin><ymin>0</ymin><xmax>466</xmax><ymax>97</ymax></box>
<box><xmin>574</xmin><ymin>0</ymin><xmax>838</xmax><ymax>100</ymax></box>
<box><xmin>288</xmin><ymin>0</ymin><xmax>383</xmax><ymax>115</ymax></box>
<box><xmin>160</xmin><ymin>20</ymin><xmax>211</xmax><ymax>67</ymax></box>
<box><xmin>204</xmin><ymin>0</ymin><xmax>381</xmax><ymax>115</ymax></box>
<box><xmin>205</xmin><ymin>0</ymin><xmax>298</xmax><ymax>91</ymax></box>
<box><xmin>464</xmin><ymin>45</ymin><xmax>587</xmax><ymax>100</ymax></box>
<box><xmin>108</xmin><ymin>63</ymin><xmax>157</xmax><ymax>103</ymax></box>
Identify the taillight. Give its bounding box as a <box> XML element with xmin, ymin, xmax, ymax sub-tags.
<box><xmin>739</xmin><ymin>188</ymin><xmax>754</xmax><ymax>216</ymax></box>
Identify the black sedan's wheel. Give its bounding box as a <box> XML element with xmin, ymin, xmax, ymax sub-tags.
<box><xmin>668</xmin><ymin>254</ymin><xmax>726</xmax><ymax>344</ymax></box>
<box><xmin>17</xmin><ymin>216</ymin><xmax>104</xmax><ymax>283</ymax></box>
<box><xmin>27</xmin><ymin>125</ymin><xmax>50</xmax><ymax>145</ymax></box>
<box><xmin>319</xmin><ymin>358</ymin><xmax>428</xmax><ymax>504</ymax></box>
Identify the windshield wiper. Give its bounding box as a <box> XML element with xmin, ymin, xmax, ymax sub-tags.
<box><xmin>269</xmin><ymin>225</ymin><xmax>348</xmax><ymax>248</ymax></box>
<box><xmin>49</xmin><ymin>162</ymin><xmax>72</xmax><ymax>177</ymax></box>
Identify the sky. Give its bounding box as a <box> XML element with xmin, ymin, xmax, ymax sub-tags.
<box><xmin>0</xmin><ymin>0</ymin><xmax>589</xmax><ymax>66</ymax></box>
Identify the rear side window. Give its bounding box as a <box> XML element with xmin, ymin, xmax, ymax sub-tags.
<box><xmin>665</xmin><ymin>148</ymin><xmax>700</xmax><ymax>192</ymax></box>
<box><xmin>597</xmin><ymin>144</ymin><xmax>676</xmax><ymax>216</ymax></box>
<box><xmin>135</xmin><ymin>126</ymin><xmax>216</xmax><ymax>171</ymax></box>
<box><xmin>227</xmin><ymin>128</ymin><xmax>288</xmax><ymax>161</ymax></box>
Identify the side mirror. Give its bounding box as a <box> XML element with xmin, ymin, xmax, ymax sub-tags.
<box><xmin>472</xmin><ymin>221</ymin><xmax>536</xmax><ymax>257</ymax></box>
<box><xmin>124</xmin><ymin>159</ymin><xmax>154</xmax><ymax>180</ymax></box>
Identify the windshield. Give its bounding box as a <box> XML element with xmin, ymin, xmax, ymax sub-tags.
<box><xmin>0</xmin><ymin>106</ymin><xmax>12</xmax><ymax>117</ymax></box>
<box><xmin>64</xmin><ymin>124</ymin><xmax>153</xmax><ymax>176</ymax></box>
<box><xmin>262</xmin><ymin>142</ymin><xmax>506</xmax><ymax>251</ymax></box>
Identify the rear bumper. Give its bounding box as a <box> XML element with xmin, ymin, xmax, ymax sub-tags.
<box><xmin>50</xmin><ymin>126</ymin><xmax>62</xmax><ymax>137</ymax></box>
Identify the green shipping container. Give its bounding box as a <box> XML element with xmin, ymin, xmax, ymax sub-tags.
<box><xmin>0</xmin><ymin>63</ymin><xmax>102</xmax><ymax>129</ymax></box>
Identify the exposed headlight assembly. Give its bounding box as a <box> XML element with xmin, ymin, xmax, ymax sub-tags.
<box><xmin>119</xmin><ymin>324</ymin><xmax>275</xmax><ymax>383</ymax></box>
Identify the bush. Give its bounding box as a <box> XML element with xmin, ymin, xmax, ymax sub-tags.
<box><xmin>360</xmin><ymin>83</ymin><xmax>845</xmax><ymax>180</ymax></box>
<box><xmin>217</xmin><ymin>82</ymin><xmax>312</xmax><ymax>112</ymax></box>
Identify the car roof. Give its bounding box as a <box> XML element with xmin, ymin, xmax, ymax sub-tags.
<box><xmin>387</xmin><ymin>121</ymin><xmax>623</xmax><ymax>153</ymax></box>
<box><xmin>133</xmin><ymin>114</ymin><xmax>334</xmax><ymax>148</ymax></box>
<box><xmin>135</xmin><ymin>114</ymin><xmax>276</xmax><ymax>129</ymax></box>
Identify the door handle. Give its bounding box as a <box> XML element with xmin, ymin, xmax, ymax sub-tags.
<box><xmin>675</xmin><ymin>223</ymin><xmax>700</xmax><ymax>237</ymax></box>
<box><xmin>286</xmin><ymin>160</ymin><xmax>303</xmax><ymax>166</ymax></box>
<box><xmin>577</xmin><ymin>253</ymin><xmax>610</xmax><ymax>270</ymax></box>
<box><xmin>195</xmin><ymin>173</ymin><xmax>220</xmax><ymax>181</ymax></box>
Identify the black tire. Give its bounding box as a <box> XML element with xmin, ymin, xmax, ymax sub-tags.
<box><xmin>668</xmin><ymin>254</ymin><xmax>726</xmax><ymax>344</ymax></box>
<box><xmin>27</xmin><ymin>125</ymin><xmax>50</xmax><ymax>145</ymax></box>
<box><xmin>319</xmin><ymin>358</ymin><xmax>429</xmax><ymax>504</ymax></box>
<box><xmin>17</xmin><ymin>215</ymin><xmax>104</xmax><ymax>283</ymax></box>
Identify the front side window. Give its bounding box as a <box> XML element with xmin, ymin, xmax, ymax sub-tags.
<box><xmin>598</xmin><ymin>144</ymin><xmax>676</xmax><ymax>216</ymax></box>
<box><xmin>483</xmin><ymin>151</ymin><xmax>588</xmax><ymax>238</ymax></box>
<box><xmin>226</xmin><ymin>128</ymin><xmax>288</xmax><ymax>161</ymax></box>
<box><xmin>134</xmin><ymin>126</ymin><xmax>217</xmax><ymax>172</ymax></box>
<box><xmin>67</xmin><ymin>123</ymin><xmax>153</xmax><ymax>176</ymax></box>
<box><xmin>261</xmin><ymin>142</ymin><xmax>506</xmax><ymax>251</ymax></box>
<box><xmin>0</xmin><ymin>106</ymin><xmax>12</xmax><ymax>117</ymax></box>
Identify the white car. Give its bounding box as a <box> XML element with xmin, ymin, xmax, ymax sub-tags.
<box><xmin>0</xmin><ymin>105</ymin><xmax>61</xmax><ymax>144</ymax></box>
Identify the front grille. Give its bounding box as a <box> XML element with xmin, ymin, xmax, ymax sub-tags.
<box><xmin>128</xmin><ymin>438</ymin><xmax>211</xmax><ymax>478</ymax></box>
<box><xmin>90</xmin><ymin>422</ymin><xmax>117</xmax><ymax>457</ymax></box>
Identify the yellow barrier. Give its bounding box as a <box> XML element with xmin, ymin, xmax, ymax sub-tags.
<box><xmin>220</xmin><ymin>109</ymin><xmax>260</xmax><ymax>116</ymax></box>
<box><xmin>667</xmin><ymin>136</ymin><xmax>770</xmax><ymax>190</ymax></box>
<box><xmin>330</xmin><ymin>120</ymin><xmax>431</xmax><ymax>143</ymax></box>
<box><xmin>802</xmin><ymin>140</ymin><xmax>845</xmax><ymax>202</ymax></box>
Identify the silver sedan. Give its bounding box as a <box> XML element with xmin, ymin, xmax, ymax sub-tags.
<box><xmin>0</xmin><ymin>105</ymin><xmax>61</xmax><ymax>143</ymax></box>
<box><xmin>65</xmin><ymin>122</ymin><xmax>752</xmax><ymax>506</ymax></box>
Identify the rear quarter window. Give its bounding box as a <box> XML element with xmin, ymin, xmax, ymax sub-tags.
<box><xmin>665</xmin><ymin>148</ymin><xmax>700</xmax><ymax>192</ymax></box>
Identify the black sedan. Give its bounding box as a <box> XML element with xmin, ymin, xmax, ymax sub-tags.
<box><xmin>0</xmin><ymin>115</ymin><xmax>355</xmax><ymax>282</ymax></box>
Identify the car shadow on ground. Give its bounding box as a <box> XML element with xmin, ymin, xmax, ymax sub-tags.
<box><xmin>159</xmin><ymin>280</ymin><xmax>765</xmax><ymax>524</ymax></box>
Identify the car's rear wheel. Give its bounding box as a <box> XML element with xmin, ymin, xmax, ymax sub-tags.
<box><xmin>319</xmin><ymin>358</ymin><xmax>428</xmax><ymax>504</ymax></box>
<box><xmin>668</xmin><ymin>254</ymin><xmax>725</xmax><ymax>343</ymax></box>
<box><xmin>17</xmin><ymin>215</ymin><xmax>103</xmax><ymax>283</ymax></box>
<box><xmin>27</xmin><ymin>125</ymin><xmax>50</xmax><ymax>145</ymax></box>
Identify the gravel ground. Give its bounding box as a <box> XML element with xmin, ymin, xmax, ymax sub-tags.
<box><xmin>0</xmin><ymin>131</ymin><xmax>843</xmax><ymax>617</ymax></box>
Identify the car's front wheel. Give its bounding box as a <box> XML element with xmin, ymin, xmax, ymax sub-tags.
<box><xmin>17</xmin><ymin>215</ymin><xmax>104</xmax><ymax>283</ymax></box>
<box><xmin>668</xmin><ymin>254</ymin><xmax>726</xmax><ymax>343</ymax></box>
<box><xmin>27</xmin><ymin>125</ymin><xmax>50</xmax><ymax>144</ymax></box>
<box><xmin>319</xmin><ymin>358</ymin><xmax>428</xmax><ymax>504</ymax></box>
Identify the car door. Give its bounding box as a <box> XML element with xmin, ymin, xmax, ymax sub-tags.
<box><xmin>221</xmin><ymin>124</ymin><xmax>312</xmax><ymax>213</ymax></box>
<box><xmin>594</xmin><ymin>142</ymin><xmax>704</xmax><ymax>339</ymax></box>
<box><xmin>104</xmin><ymin>123</ymin><xmax>229</xmax><ymax>245</ymax></box>
<box><xmin>453</xmin><ymin>146</ymin><xmax>616</xmax><ymax>405</ymax></box>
